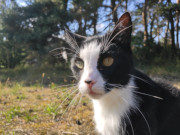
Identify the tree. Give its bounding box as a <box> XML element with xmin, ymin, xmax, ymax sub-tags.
<box><xmin>111</xmin><ymin>0</ymin><xmax>118</xmax><ymax>24</ymax></box>
<box><xmin>2</xmin><ymin>1</ymin><xmax>72</xmax><ymax>54</ymax></box>
<box><xmin>142</xmin><ymin>0</ymin><xmax>148</xmax><ymax>46</ymax></box>
<box><xmin>70</xmin><ymin>0</ymin><xmax>103</xmax><ymax>35</ymax></box>
<box><xmin>0</xmin><ymin>0</ymin><xmax>27</xmax><ymax>68</ymax></box>
<box><xmin>176</xmin><ymin>0</ymin><xmax>179</xmax><ymax>48</ymax></box>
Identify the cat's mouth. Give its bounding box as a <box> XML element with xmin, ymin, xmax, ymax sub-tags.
<box><xmin>87</xmin><ymin>88</ymin><xmax>104</xmax><ymax>99</ymax></box>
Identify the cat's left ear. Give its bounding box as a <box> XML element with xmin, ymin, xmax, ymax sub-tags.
<box><xmin>64</xmin><ymin>28</ymin><xmax>86</xmax><ymax>49</ymax></box>
<box><xmin>110</xmin><ymin>12</ymin><xmax>132</xmax><ymax>41</ymax></box>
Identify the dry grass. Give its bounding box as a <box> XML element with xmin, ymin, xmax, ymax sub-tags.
<box><xmin>0</xmin><ymin>84</ymin><xmax>96</xmax><ymax>135</ymax></box>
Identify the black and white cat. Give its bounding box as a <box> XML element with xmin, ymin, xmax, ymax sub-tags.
<box><xmin>64</xmin><ymin>12</ymin><xmax>180</xmax><ymax>135</ymax></box>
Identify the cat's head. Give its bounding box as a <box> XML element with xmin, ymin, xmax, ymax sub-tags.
<box><xmin>65</xmin><ymin>12</ymin><xmax>133</xmax><ymax>99</ymax></box>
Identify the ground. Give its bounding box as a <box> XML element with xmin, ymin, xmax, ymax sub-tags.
<box><xmin>0</xmin><ymin>65</ymin><xmax>180</xmax><ymax>135</ymax></box>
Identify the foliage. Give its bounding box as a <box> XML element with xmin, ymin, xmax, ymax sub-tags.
<box><xmin>0</xmin><ymin>0</ymin><xmax>180</xmax><ymax>69</ymax></box>
<box><xmin>2</xmin><ymin>1</ymin><xmax>71</xmax><ymax>49</ymax></box>
<box><xmin>133</xmin><ymin>44</ymin><xmax>180</xmax><ymax>65</ymax></box>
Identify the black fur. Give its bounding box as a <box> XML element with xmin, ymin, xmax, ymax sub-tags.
<box><xmin>125</xmin><ymin>70</ymin><xmax>180</xmax><ymax>135</ymax></box>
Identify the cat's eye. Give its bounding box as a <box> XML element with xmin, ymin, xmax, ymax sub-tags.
<box><xmin>103</xmin><ymin>57</ymin><xmax>114</xmax><ymax>67</ymax></box>
<box><xmin>75</xmin><ymin>60</ymin><xmax>84</xmax><ymax>69</ymax></box>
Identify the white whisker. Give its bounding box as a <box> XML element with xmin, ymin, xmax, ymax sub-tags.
<box><xmin>133</xmin><ymin>91</ymin><xmax>163</xmax><ymax>100</ymax></box>
<box><xmin>62</xmin><ymin>92</ymin><xmax>80</xmax><ymax>119</ymax></box>
<box><xmin>128</xmin><ymin>74</ymin><xmax>152</xmax><ymax>86</ymax></box>
<box><xmin>58</xmin><ymin>89</ymin><xmax>78</xmax><ymax>110</ymax></box>
<box><xmin>135</xmin><ymin>107</ymin><xmax>152</xmax><ymax>135</ymax></box>
<box><xmin>102</xmin><ymin>18</ymin><xmax>127</xmax><ymax>51</ymax></box>
<box><xmin>76</xmin><ymin>94</ymin><xmax>83</xmax><ymax>122</ymax></box>
<box><xmin>103</xmin><ymin>25</ymin><xmax>132</xmax><ymax>52</ymax></box>
<box><xmin>53</xmin><ymin>84</ymin><xmax>76</xmax><ymax>89</ymax></box>
<box><xmin>124</xmin><ymin>112</ymin><xmax>134</xmax><ymax>135</ymax></box>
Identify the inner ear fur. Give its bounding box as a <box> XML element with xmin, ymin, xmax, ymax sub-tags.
<box><xmin>112</xmin><ymin>12</ymin><xmax>132</xmax><ymax>37</ymax></box>
<box><xmin>64</xmin><ymin>28</ymin><xmax>86</xmax><ymax>49</ymax></box>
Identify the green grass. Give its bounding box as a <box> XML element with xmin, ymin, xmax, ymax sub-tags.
<box><xmin>3</xmin><ymin>106</ymin><xmax>22</xmax><ymax>122</ymax></box>
<box><xmin>135</xmin><ymin>62</ymin><xmax>180</xmax><ymax>78</ymax></box>
<box><xmin>44</xmin><ymin>104</ymin><xmax>61</xmax><ymax>119</ymax></box>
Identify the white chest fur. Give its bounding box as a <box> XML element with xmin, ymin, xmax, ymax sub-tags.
<box><xmin>92</xmin><ymin>79</ymin><xmax>137</xmax><ymax>135</ymax></box>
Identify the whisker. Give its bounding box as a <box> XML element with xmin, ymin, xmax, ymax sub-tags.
<box><xmin>102</xmin><ymin>18</ymin><xmax>127</xmax><ymax>50</ymax></box>
<box><xmin>121</xmin><ymin>97</ymin><xmax>151</xmax><ymax>135</ymax></box>
<box><xmin>56</xmin><ymin>89</ymin><xmax>79</xmax><ymax>113</ymax></box>
<box><xmin>76</xmin><ymin>94</ymin><xmax>83</xmax><ymax>122</ymax></box>
<box><xmin>67</xmin><ymin>93</ymin><xmax>81</xmax><ymax>119</ymax></box>
<box><xmin>124</xmin><ymin>112</ymin><xmax>134</xmax><ymax>135</ymax></box>
<box><xmin>103</xmin><ymin>25</ymin><xmax>132</xmax><ymax>52</ymax></box>
<box><xmin>64</xmin><ymin>28</ymin><xmax>80</xmax><ymax>53</ymax></box>
<box><xmin>50</xmin><ymin>47</ymin><xmax>78</xmax><ymax>55</ymax></box>
<box><xmin>135</xmin><ymin>107</ymin><xmax>152</xmax><ymax>135</ymax></box>
<box><xmin>62</xmin><ymin>92</ymin><xmax>80</xmax><ymax>119</ymax></box>
<box><xmin>128</xmin><ymin>74</ymin><xmax>152</xmax><ymax>86</ymax></box>
<box><xmin>106</xmin><ymin>83</ymin><xmax>138</xmax><ymax>89</ymax></box>
<box><xmin>61</xmin><ymin>87</ymin><xmax>78</xmax><ymax>97</ymax></box>
<box><xmin>133</xmin><ymin>91</ymin><xmax>163</xmax><ymax>100</ymax></box>
<box><xmin>53</xmin><ymin>84</ymin><xmax>76</xmax><ymax>89</ymax></box>
<box><xmin>52</xmin><ymin>87</ymin><xmax>77</xmax><ymax>103</ymax></box>
<box><xmin>48</xmin><ymin>86</ymin><xmax>77</xmax><ymax>97</ymax></box>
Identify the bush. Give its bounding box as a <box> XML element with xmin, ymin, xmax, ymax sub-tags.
<box><xmin>133</xmin><ymin>44</ymin><xmax>180</xmax><ymax>65</ymax></box>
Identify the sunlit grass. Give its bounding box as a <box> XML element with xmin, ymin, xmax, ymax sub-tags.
<box><xmin>0</xmin><ymin>82</ymin><xmax>93</xmax><ymax>134</ymax></box>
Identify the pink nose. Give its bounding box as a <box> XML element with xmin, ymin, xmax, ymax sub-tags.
<box><xmin>84</xmin><ymin>80</ymin><xmax>96</xmax><ymax>89</ymax></box>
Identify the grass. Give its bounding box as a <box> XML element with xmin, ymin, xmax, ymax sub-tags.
<box><xmin>136</xmin><ymin>63</ymin><xmax>180</xmax><ymax>77</ymax></box>
<box><xmin>0</xmin><ymin>85</ymin><xmax>94</xmax><ymax>134</ymax></box>
<box><xmin>0</xmin><ymin>64</ymin><xmax>180</xmax><ymax>134</ymax></box>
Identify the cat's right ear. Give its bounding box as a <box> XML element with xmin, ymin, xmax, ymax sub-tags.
<box><xmin>64</xmin><ymin>28</ymin><xmax>86</xmax><ymax>49</ymax></box>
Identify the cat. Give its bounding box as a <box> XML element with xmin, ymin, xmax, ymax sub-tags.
<box><xmin>64</xmin><ymin>12</ymin><xmax>180</xmax><ymax>135</ymax></box>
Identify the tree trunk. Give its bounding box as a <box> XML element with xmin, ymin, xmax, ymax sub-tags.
<box><xmin>78</xmin><ymin>19</ymin><xmax>83</xmax><ymax>35</ymax></box>
<box><xmin>164</xmin><ymin>20</ymin><xmax>169</xmax><ymax>46</ymax></box>
<box><xmin>167</xmin><ymin>0</ymin><xmax>176</xmax><ymax>52</ymax></box>
<box><xmin>83</xmin><ymin>19</ymin><xmax>87</xmax><ymax>36</ymax></box>
<box><xmin>77</xmin><ymin>7</ymin><xmax>83</xmax><ymax>35</ymax></box>
<box><xmin>111</xmin><ymin>0</ymin><xmax>118</xmax><ymax>24</ymax></box>
<box><xmin>157</xmin><ymin>17</ymin><xmax>160</xmax><ymax>44</ymax></box>
<box><xmin>63</xmin><ymin>0</ymin><xmax>68</xmax><ymax>11</ymax></box>
<box><xmin>125</xmin><ymin>0</ymin><xmax>128</xmax><ymax>11</ymax></box>
<box><xmin>142</xmin><ymin>0</ymin><xmax>148</xmax><ymax>46</ymax></box>
<box><xmin>92</xmin><ymin>12</ymin><xmax>97</xmax><ymax>35</ymax></box>
<box><xmin>176</xmin><ymin>0</ymin><xmax>179</xmax><ymax>48</ymax></box>
<box><xmin>149</xmin><ymin>13</ymin><xmax>155</xmax><ymax>41</ymax></box>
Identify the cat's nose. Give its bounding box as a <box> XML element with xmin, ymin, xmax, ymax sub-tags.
<box><xmin>84</xmin><ymin>80</ymin><xmax>96</xmax><ymax>89</ymax></box>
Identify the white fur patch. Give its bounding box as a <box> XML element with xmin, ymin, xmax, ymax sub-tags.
<box><xmin>79</xmin><ymin>41</ymin><xmax>105</xmax><ymax>97</ymax></box>
<box><xmin>93</xmin><ymin>78</ymin><xmax>137</xmax><ymax>135</ymax></box>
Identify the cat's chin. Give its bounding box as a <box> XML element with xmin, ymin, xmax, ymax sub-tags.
<box><xmin>88</xmin><ymin>93</ymin><xmax>104</xmax><ymax>99</ymax></box>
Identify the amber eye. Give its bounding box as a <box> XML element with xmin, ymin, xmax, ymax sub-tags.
<box><xmin>75</xmin><ymin>60</ymin><xmax>84</xmax><ymax>69</ymax></box>
<box><xmin>103</xmin><ymin>57</ymin><xmax>114</xmax><ymax>67</ymax></box>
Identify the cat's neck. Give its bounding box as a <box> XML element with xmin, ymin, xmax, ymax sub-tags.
<box><xmin>92</xmin><ymin>78</ymin><xmax>138</xmax><ymax>135</ymax></box>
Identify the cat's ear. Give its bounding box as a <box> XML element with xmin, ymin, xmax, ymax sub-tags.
<box><xmin>110</xmin><ymin>12</ymin><xmax>132</xmax><ymax>42</ymax></box>
<box><xmin>115</xmin><ymin>12</ymin><xmax>132</xmax><ymax>34</ymax></box>
<box><xmin>64</xmin><ymin>28</ymin><xmax>86</xmax><ymax>49</ymax></box>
